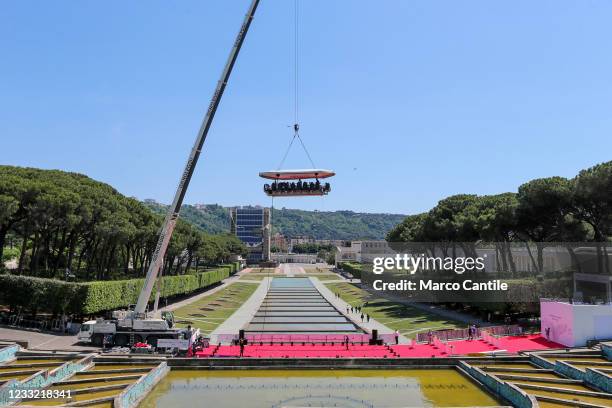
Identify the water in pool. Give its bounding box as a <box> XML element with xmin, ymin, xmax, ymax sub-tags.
<box><xmin>140</xmin><ymin>369</ymin><xmax>499</xmax><ymax>408</ymax></box>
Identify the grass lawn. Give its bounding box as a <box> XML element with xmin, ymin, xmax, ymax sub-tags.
<box><xmin>238</xmin><ymin>268</ymin><xmax>279</xmax><ymax>280</ymax></box>
<box><xmin>325</xmin><ymin>282</ymin><xmax>463</xmax><ymax>338</ymax></box>
<box><xmin>305</xmin><ymin>274</ymin><xmax>342</xmax><ymax>281</ymax></box>
<box><xmin>238</xmin><ymin>274</ymin><xmax>269</xmax><ymax>281</ymax></box>
<box><xmin>303</xmin><ymin>267</ymin><xmax>331</xmax><ymax>273</ymax></box>
<box><xmin>172</xmin><ymin>282</ymin><xmax>258</xmax><ymax>335</ymax></box>
<box><xmin>246</xmin><ymin>268</ymin><xmax>277</xmax><ymax>274</ymax></box>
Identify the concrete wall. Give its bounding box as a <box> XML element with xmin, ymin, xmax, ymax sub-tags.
<box><xmin>531</xmin><ymin>353</ymin><xmax>612</xmax><ymax>393</ymax></box>
<box><xmin>540</xmin><ymin>300</ymin><xmax>612</xmax><ymax>347</ymax></box>
<box><xmin>114</xmin><ymin>362</ymin><xmax>169</xmax><ymax>408</ymax></box>
<box><xmin>459</xmin><ymin>361</ymin><xmax>536</xmax><ymax>408</ymax></box>
<box><xmin>540</xmin><ymin>301</ymin><xmax>575</xmax><ymax>346</ymax></box>
<box><xmin>573</xmin><ymin>303</ymin><xmax>612</xmax><ymax>345</ymax></box>
<box><xmin>585</xmin><ymin>368</ymin><xmax>612</xmax><ymax>394</ymax></box>
<box><xmin>0</xmin><ymin>354</ymin><xmax>95</xmax><ymax>406</ymax></box>
<box><xmin>602</xmin><ymin>342</ymin><xmax>612</xmax><ymax>360</ymax></box>
<box><xmin>0</xmin><ymin>344</ymin><xmax>19</xmax><ymax>364</ymax></box>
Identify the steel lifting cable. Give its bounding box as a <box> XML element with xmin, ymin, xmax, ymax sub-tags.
<box><xmin>294</xmin><ymin>0</ymin><xmax>299</xmax><ymax>126</ymax></box>
<box><xmin>277</xmin><ymin>0</ymin><xmax>316</xmax><ymax>170</ymax></box>
<box><xmin>277</xmin><ymin>132</ymin><xmax>297</xmax><ymax>170</ymax></box>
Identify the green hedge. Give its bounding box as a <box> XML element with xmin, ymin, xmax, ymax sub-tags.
<box><xmin>81</xmin><ymin>267</ymin><xmax>230</xmax><ymax>314</ymax></box>
<box><xmin>187</xmin><ymin>261</ymin><xmax>241</xmax><ymax>276</ymax></box>
<box><xmin>0</xmin><ymin>274</ymin><xmax>86</xmax><ymax>315</ymax></box>
<box><xmin>0</xmin><ymin>266</ymin><xmax>233</xmax><ymax>316</ymax></box>
<box><xmin>338</xmin><ymin>262</ymin><xmax>362</xmax><ymax>279</ymax></box>
<box><xmin>217</xmin><ymin>261</ymin><xmax>242</xmax><ymax>275</ymax></box>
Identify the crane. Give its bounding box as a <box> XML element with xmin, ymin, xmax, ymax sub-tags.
<box><xmin>78</xmin><ymin>0</ymin><xmax>260</xmax><ymax>347</ymax></box>
<box><xmin>134</xmin><ymin>0</ymin><xmax>260</xmax><ymax>317</ymax></box>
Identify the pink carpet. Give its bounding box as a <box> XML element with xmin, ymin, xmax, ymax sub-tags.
<box><xmin>195</xmin><ymin>334</ymin><xmax>562</xmax><ymax>358</ymax></box>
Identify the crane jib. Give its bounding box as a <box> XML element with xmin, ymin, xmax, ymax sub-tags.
<box><xmin>133</xmin><ymin>0</ymin><xmax>260</xmax><ymax>316</ymax></box>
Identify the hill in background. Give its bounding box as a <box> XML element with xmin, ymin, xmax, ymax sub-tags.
<box><xmin>143</xmin><ymin>200</ymin><xmax>405</xmax><ymax>240</ymax></box>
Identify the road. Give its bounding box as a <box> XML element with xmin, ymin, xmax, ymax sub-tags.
<box><xmin>0</xmin><ymin>326</ymin><xmax>97</xmax><ymax>352</ymax></box>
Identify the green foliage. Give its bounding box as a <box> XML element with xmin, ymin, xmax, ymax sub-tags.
<box><xmin>338</xmin><ymin>261</ymin><xmax>362</xmax><ymax>279</ymax></box>
<box><xmin>144</xmin><ymin>201</ymin><xmax>406</xmax><ymax>240</ymax></box>
<box><xmin>1</xmin><ymin>247</ymin><xmax>19</xmax><ymax>263</ymax></box>
<box><xmin>0</xmin><ymin>265</ymin><xmax>234</xmax><ymax>316</ymax></box>
<box><xmin>0</xmin><ymin>274</ymin><xmax>85</xmax><ymax>315</ymax></box>
<box><xmin>573</xmin><ymin>161</ymin><xmax>612</xmax><ymax>241</ymax></box>
<box><xmin>145</xmin><ymin>201</ymin><xmax>229</xmax><ymax>235</ymax></box>
<box><xmin>80</xmin><ymin>267</ymin><xmax>230</xmax><ymax>314</ymax></box>
<box><xmin>0</xmin><ymin>165</ymin><xmax>245</xmax><ymax>279</ymax></box>
<box><xmin>292</xmin><ymin>242</ymin><xmax>334</xmax><ymax>254</ymax></box>
<box><xmin>384</xmin><ymin>160</ymin><xmax>612</xmax><ymax>317</ymax></box>
<box><xmin>389</xmin><ymin>162</ymin><xmax>612</xmax><ymax>246</ymax></box>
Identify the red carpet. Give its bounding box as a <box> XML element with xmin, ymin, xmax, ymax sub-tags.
<box><xmin>195</xmin><ymin>334</ymin><xmax>562</xmax><ymax>358</ymax></box>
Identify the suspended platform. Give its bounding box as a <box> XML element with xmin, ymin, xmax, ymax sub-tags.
<box><xmin>259</xmin><ymin>169</ymin><xmax>335</xmax><ymax>180</ymax></box>
<box><xmin>259</xmin><ymin>169</ymin><xmax>335</xmax><ymax>197</ymax></box>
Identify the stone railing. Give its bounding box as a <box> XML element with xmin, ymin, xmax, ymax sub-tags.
<box><xmin>529</xmin><ymin>354</ymin><xmax>556</xmax><ymax>370</ymax></box>
<box><xmin>0</xmin><ymin>344</ymin><xmax>19</xmax><ymax>364</ymax></box>
<box><xmin>113</xmin><ymin>362</ymin><xmax>169</xmax><ymax>408</ymax></box>
<box><xmin>459</xmin><ymin>361</ymin><xmax>537</xmax><ymax>408</ymax></box>
<box><xmin>0</xmin><ymin>353</ymin><xmax>95</xmax><ymax>406</ymax></box>
<box><xmin>602</xmin><ymin>342</ymin><xmax>612</xmax><ymax>360</ymax></box>
<box><xmin>585</xmin><ymin>368</ymin><xmax>612</xmax><ymax>393</ymax></box>
<box><xmin>531</xmin><ymin>352</ymin><xmax>612</xmax><ymax>393</ymax></box>
<box><xmin>554</xmin><ymin>360</ymin><xmax>586</xmax><ymax>381</ymax></box>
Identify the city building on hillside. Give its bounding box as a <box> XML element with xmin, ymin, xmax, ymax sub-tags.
<box><xmin>334</xmin><ymin>240</ymin><xmax>396</xmax><ymax>265</ymax></box>
<box><xmin>271</xmin><ymin>253</ymin><xmax>318</xmax><ymax>264</ymax></box>
<box><xmin>229</xmin><ymin>207</ymin><xmax>271</xmax><ymax>264</ymax></box>
<box><xmin>315</xmin><ymin>239</ymin><xmax>347</xmax><ymax>247</ymax></box>
<box><xmin>360</xmin><ymin>240</ymin><xmax>396</xmax><ymax>263</ymax></box>
<box><xmin>290</xmin><ymin>235</ymin><xmax>315</xmax><ymax>245</ymax></box>
<box><xmin>289</xmin><ymin>235</ymin><xmax>315</xmax><ymax>252</ymax></box>
<box><xmin>335</xmin><ymin>241</ymin><xmax>363</xmax><ymax>264</ymax></box>
<box><xmin>271</xmin><ymin>233</ymin><xmax>288</xmax><ymax>252</ymax></box>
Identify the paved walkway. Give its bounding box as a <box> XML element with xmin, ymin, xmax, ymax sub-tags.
<box><xmin>0</xmin><ymin>327</ymin><xmax>97</xmax><ymax>352</ymax></box>
<box><xmin>282</xmin><ymin>263</ymin><xmax>305</xmax><ymax>277</ymax></box>
<box><xmin>209</xmin><ymin>277</ymin><xmax>271</xmax><ymax>344</ymax></box>
<box><xmin>310</xmin><ymin>277</ymin><xmax>410</xmax><ymax>344</ymax></box>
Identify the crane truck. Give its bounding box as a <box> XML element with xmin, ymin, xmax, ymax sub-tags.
<box><xmin>77</xmin><ymin>0</ymin><xmax>260</xmax><ymax>348</ymax></box>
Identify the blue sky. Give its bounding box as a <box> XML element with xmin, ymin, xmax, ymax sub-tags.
<box><xmin>1</xmin><ymin>1</ymin><xmax>611</xmax><ymax>215</ymax></box>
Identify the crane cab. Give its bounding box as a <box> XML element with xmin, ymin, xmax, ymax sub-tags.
<box><xmin>259</xmin><ymin>169</ymin><xmax>335</xmax><ymax>197</ymax></box>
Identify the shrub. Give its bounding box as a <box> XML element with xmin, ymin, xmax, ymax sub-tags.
<box><xmin>0</xmin><ymin>267</ymin><xmax>232</xmax><ymax>316</ymax></box>
<box><xmin>339</xmin><ymin>262</ymin><xmax>362</xmax><ymax>279</ymax></box>
<box><xmin>0</xmin><ymin>274</ymin><xmax>85</xmax><ymax>315</ymax></box>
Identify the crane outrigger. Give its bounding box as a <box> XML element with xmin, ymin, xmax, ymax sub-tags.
<box><xmin>79</xmin><ymin>0</ymin><xmax>260</xmax><ymax>347</ymax></box>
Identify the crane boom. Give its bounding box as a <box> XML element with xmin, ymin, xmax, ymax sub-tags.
<box><xmin>134</xmin><ymin>0</ymin><xmax>260</xmax><ymax>315</ymax></box>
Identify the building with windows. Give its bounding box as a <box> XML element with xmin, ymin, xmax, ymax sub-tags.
<box><xmin>271</xmin><ymin>253</ymin><xmax>318</xmax><ymax>264</ymax></box>
<box><xmin>289</xmin><ymin>235</ymin><xmax>315</xmax><ymax>248</ymax></box>
<box><xmin>271</xmin><ymin>233</ymin><xmax>288</xmax><ymax>252</ymax></box>
<box><xmin>229</xmin><ymin>207</ymin><xmax>271</xmax><ymax>264</ymax></box>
